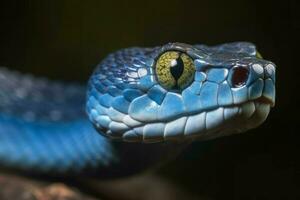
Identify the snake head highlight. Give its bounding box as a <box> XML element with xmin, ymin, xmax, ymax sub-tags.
<box><xmin>87</xmin><ymin>42</ymin><xmax>276</xmax><ymax>143</ymax></box>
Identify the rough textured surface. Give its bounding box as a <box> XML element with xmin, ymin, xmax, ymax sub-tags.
<box><xmin>0</xmin><ymin>173</ymin><xmax>205</xmax><ymax>200</ymax></box>
<box><xmin>0</xmin><ymin>174</ymin><xmax>97</xmax><ymax>200</ymax></box>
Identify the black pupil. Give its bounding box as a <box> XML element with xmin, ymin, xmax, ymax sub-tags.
<box><xmin>170</xmin><ymin>56</ymin><xmax>184</xmax><ymax>87</ymax></box>
<box><xmin>231</xmin><ymin>67</ymin><xmax>249</xmax><ymax>87</ymax></box>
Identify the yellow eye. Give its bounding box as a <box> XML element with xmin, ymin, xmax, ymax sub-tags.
<box><xmin>155</xmin><ymin>51</ymin><xmax>195</xmax><ymax>90</ymax></box>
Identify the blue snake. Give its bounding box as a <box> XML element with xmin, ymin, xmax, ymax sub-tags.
<box><xmin>0</xmin><ymin>42</ymin><xmax>275</xmax><ymax>177</ymax></box>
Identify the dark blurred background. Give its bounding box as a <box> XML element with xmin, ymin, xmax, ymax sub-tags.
<box><xmin>0</xmin><ymin>0</ymin><xmax>299</xmax><ymax>199</ymax></box>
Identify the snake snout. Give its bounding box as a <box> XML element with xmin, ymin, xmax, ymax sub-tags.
<box><xmin>247</xmin><ymin>62</ymin><xmax>276</xmax><ymax>106</ymax></box>
<box><xmin>227</xmin><ymin>62</ymin><xmax>275</xmax><ymax>107</ymax></box>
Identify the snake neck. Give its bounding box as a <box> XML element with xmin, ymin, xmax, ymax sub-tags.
<box><xmin>92</xmin><ymin>141</ymin><xmax>189</xmax><ymax>179</ymax></box>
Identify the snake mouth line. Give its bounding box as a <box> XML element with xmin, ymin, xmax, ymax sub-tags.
<box><xmin>256</xmin><ymin>96</ymin><xmax>274</xmax><ymax>106</ymax></box>
<box><xmin>118</xmin><ymin>98</ymin><xmax>272</xmax><ymax>143</ymax></box>
<box><xmin>94</xmin><ymin>90</ymin><xmax>275</xmax><ymax>143</ymax></box>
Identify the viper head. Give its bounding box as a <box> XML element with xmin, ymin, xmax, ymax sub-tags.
<box><xmin>87</xmin><ymin>42</ymin><xmax>275</xmax><ymax>142</ymax></box>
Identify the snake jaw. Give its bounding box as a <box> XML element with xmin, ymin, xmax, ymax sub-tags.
<box><xmin>256</xmin><ymin>96</ymin><xmax>274</xmax><ymax>107</ymax></box>
<box><xmin>87</xmin><ymin>42</ymin><xmax>276</xmax><ymax>143</ymax></box>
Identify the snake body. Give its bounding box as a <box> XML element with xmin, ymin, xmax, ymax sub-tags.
<box><xmin>0</xmin><ymin>42</ymin><xmax>276</xmax><ymax>177</ymax></box>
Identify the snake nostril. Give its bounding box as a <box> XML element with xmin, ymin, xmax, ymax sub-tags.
<box><xmin>231</xmin><ymin>66</ymin><xmax>249</xmax><ymax>88</ymax></box>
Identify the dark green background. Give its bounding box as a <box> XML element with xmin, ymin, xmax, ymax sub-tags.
<box><xmin>0</xmin><ymin>0</ymin><xmax>299</xmax><ymax>199</ymax></box>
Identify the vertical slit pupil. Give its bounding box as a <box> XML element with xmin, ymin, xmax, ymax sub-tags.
<box><xmin>170</xmin><ymin>56</ymin><xmax>184</xmax><ymax>83</ymax></box>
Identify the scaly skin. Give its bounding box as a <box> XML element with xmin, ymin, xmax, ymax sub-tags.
<box><xmin>0</xmin><ymin>42</ymin><xmax>275</xmax><ymax>177</ymax></box>
<box><xmin>87</xmin><ymin>42</ymin><xmax>275</xmax><ymax>142</ymax></box>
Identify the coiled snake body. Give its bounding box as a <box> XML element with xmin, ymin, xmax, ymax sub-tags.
<box><xmin>0</xmin><ymin>42</ymin><xmax>276</xmax><ymax>178</ymax></box>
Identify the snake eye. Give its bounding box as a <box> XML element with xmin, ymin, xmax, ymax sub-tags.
<box><xmin>155</xmin><ymin>51</ymin><xmax>195</xmax><ymax>90</ymax></box>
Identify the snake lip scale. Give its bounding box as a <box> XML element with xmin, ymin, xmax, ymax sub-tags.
<box><xmin>0</xmin><ymin>42</ymin><xmax>276</xmax><ymax>174</ymax></box>
<box><xmin>92</xmin><ymin>100</ymin><xmax>272</xmax><ymax>143</ymax></box>
<box><xmin>255</xmin><ymin>96</ymin><xmax>274</xmax><ymax>105</ymax></box>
